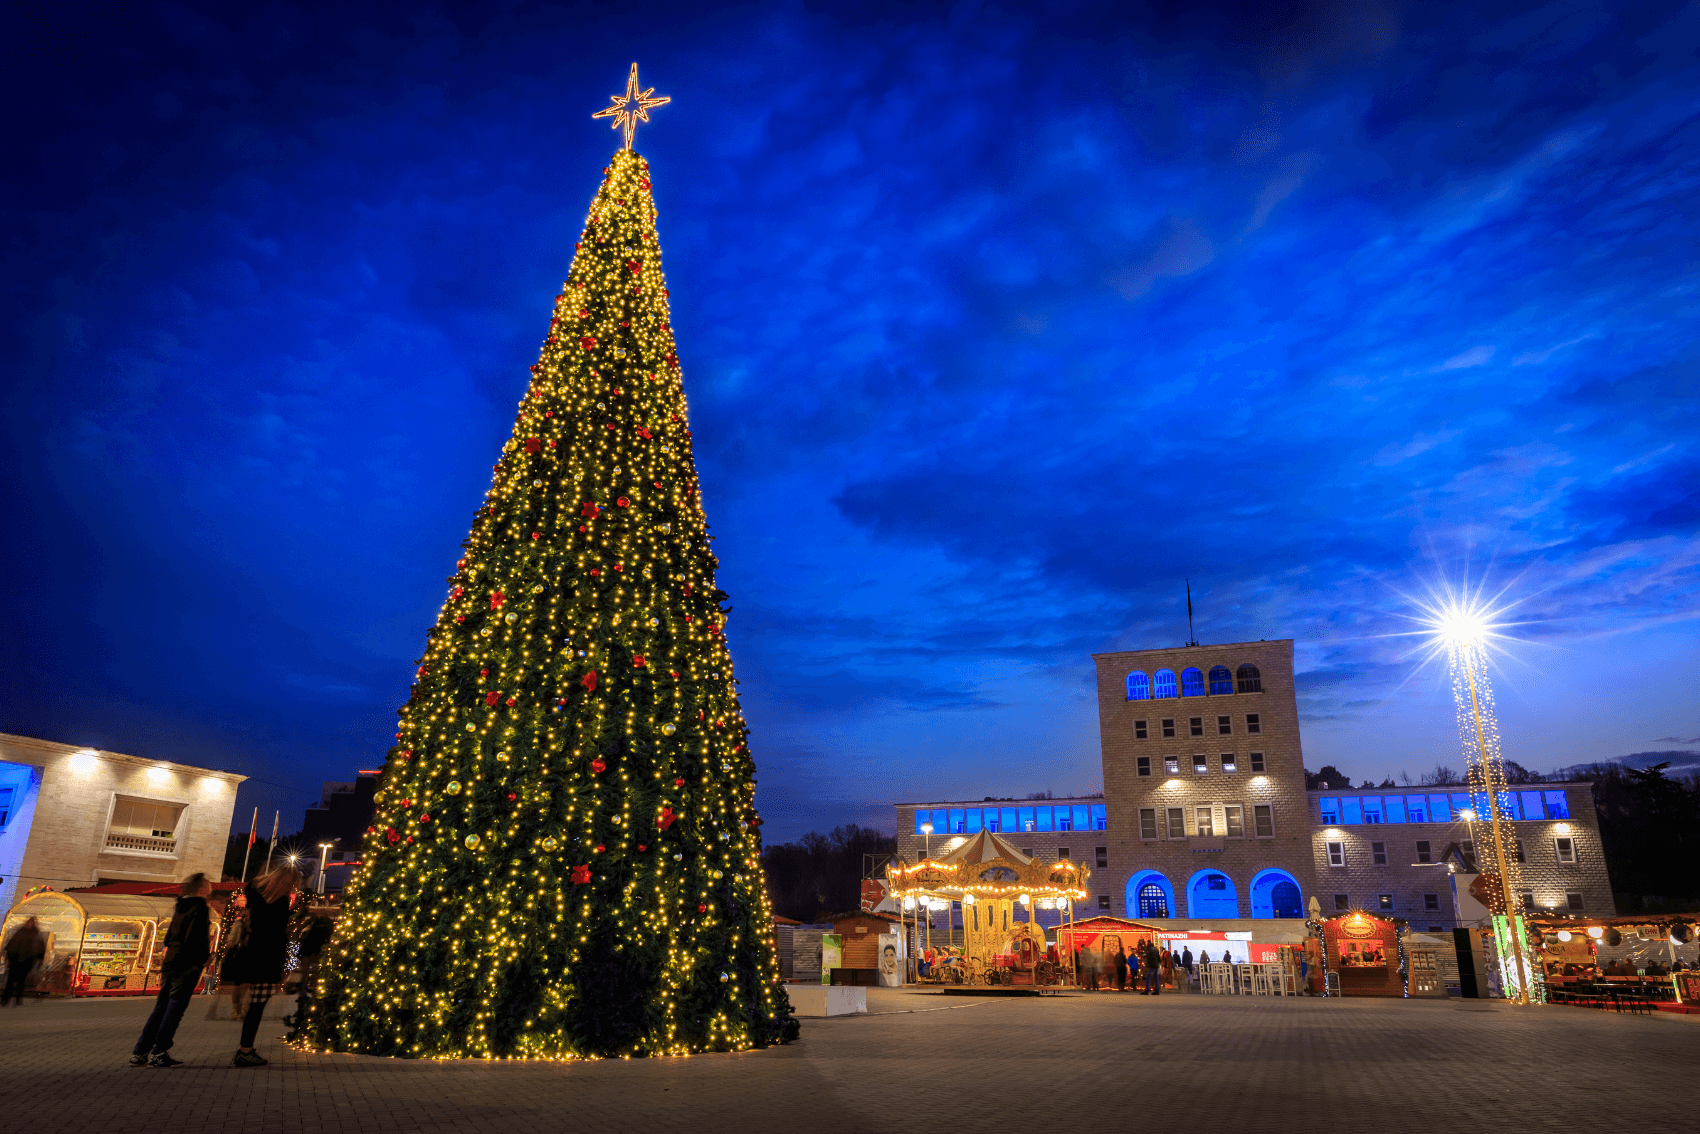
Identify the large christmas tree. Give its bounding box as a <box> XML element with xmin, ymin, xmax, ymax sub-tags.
<box><xmin>305</xmin><ymin>76</ymin><xmax>791</xmax><ymax>1059</ymax></box>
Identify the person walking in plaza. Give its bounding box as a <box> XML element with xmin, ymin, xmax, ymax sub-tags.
<box><xmin>1144</xmin><ymin>942</ymin><xmax>1162</xmax><ymax>995</ymax></box>
<box><xmin>1113</xmin><ymin>946</ymin><xmax>1128</xmax><ymax>991</ymax></box>
<box><xmin>3</xmin><ymin>916</ymin><xmax>47</xmax><ymax>1006</ymax></box>
<box><xmin>224</xmin><ymin>864</ymin><xmax>301</xmax><ymax>1067</ymax></box>
<box><xmin>1127</xmin><ymin>946</ymin><xmax>1141</xmax><ymax>993</ymax></box>
<box><xmin>129</xmin><ymin>874</ymin><xmax>214</xmax><ymax>1066</ymax></box>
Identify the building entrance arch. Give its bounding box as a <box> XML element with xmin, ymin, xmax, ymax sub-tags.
<box><xmin>1124</xmin><ymin>870</ymin><xmax>1175</xmax><ymax>919</ymax></box>
<box><xmin>1249</xmin><ymin>868</ymin><xmax>1305</xmax><ymax>918</ymax></box>
<box><xmin>1185</xmin><ymin>869</ymin><xmax>1239</xmax><ymax>919</ymax></box>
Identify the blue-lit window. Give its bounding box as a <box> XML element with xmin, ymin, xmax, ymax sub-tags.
<box><xmin>1319</xmin><ymin>798</ymin><xmax>1340</xmax><ymax>824</ymax></box>
<box><xmin>1091</xmin><ymin>804</ymin><xmax>1107</xmax><ymax>831</ymax></box>
<box><xmin>949</xmin><ymin>808</ymin><xmax>966</xmax><ymax>834</ymax></box>
<box><xmin>914</xmin><ymin>809</ymin><xmax>933</xmax><ymax>834</ymax></box>
<box><xmin>1181</xmin><ymin>667</ymin><xmax>1205</xmax><ymax>696</ymax></box>
<box><xmin>966</xmin><ymin>808</ymin><xmax>982</xmax><ymax>833</ymax></box>
<box><xmin>1519</xmin><ymin>791</ymin><xmax>1545</xmax><ymax>820</ymax></box>
<box><xmin>1342</xmin><ymin>797</ymin><xmax>1363</xmax><ymax>825</ymax></box>
<box><xmin>1208</xmin><ymin>666</ymin><xmax>1234</xmax><ymax>695</ymax></box>
<box><xmin>1019</xmin><ymin>805</ymin><xmax>1036</xmax><ymax>832</ymax></box>
<box><xmin>1384</xmin><ymin>796</ymin><xmax>1407</xmax><ymax>823</ymax></box>
<box><xmin>1154</xmin><ymin>669</ymin><xmax>1178</xmax><ymax>698</ymax></box>
<box><xmin>1430</xmin><ymin>793</ymin><xmax>1452</xmax><ymax>821</ymax></box>
<box><xmin>1074</xmin><ymin>805</ymin><xmax>1091</xmax><ymax>831</ymax></box>
<box><xmin>1406</xmin><ymin>795</ymin><xmax>1429</xmax><ymax>823</ymax></box>
<box><xmin>1236</xmin><ymin>664</ymin><xmax>1262</xmax><ymax>693</ymax></box>
<box><xmin>1471</xmin><ymin>791</ymin><xmax>1490</xmax><ymax>819</ymax></box>
<box><xmin>1542</xmin><ymin>790</ymin><xmax>1571</xmax><ymax>820</ymax></box>
<box><xmin>1206</xmin><ymin>873</ymin><xmax>1227</xmax><ymax>891</ymax></box>
<box><xmin>1449</xmin><ymin>793</ymin><xmax>1471</xmax><ymax>819</ymax></box>
<box><xmin>1496</xmin><ymin>792</ymin><xmax>1519</xmax><ymax>820</ymax></box>
<box><xmin>1001</xmin><ymin>807</ymin><xmax>1017</xmax><ymax>832</ymax></box>
<box><xmin>1126</xmin><ymin>671</ymin><xmax>1151</xmax><ymax>700</ymax></box>
<box><xmin>1057</xmin><ymin>807</ymin><xmax>1074</xmax><ymax>832</ymax></box>
<box><xmin>1361</xmin><ymin>796</ymin><xmax>1384</xmax><ymax>824</ymax></box>
<box><xmin>1036</xmin><ymin>806</ymin><xmax>1054</xmax><ymax>832</ymax></box>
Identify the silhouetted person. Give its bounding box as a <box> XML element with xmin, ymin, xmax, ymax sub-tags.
<box><xmin>129</xmin><ymin>875</ymin><xmax>213</xmax><ymax>1066</ymax></box>
<box><xmin>224</xmin><ymin>865</ymin><xmax>302</xmax><ymax>1067</ymax></box>
<box><xmin>1114</xmin><ymin>947</ymin><xmax>1128</xmax><ymax>990</ymax></box>
<box><xmin>3</xmin><ymin>917</ymin><xmax>47</xmax><ymax>1006</ymax></box>
<box><xmin>1144</xmin><ymin>942</ymin><xmax>1162</xmax><ymax>995</ymax></box>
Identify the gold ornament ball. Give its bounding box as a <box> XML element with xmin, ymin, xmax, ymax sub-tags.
<box><xmin>446</xmin><ymin>781</ymin><xmax>462</xmax><ymax>795</ymax></box>
<box><xmin>541</xmin><ymin>836</ymin><xmax>559</xmax><ymax>852</ymax></box>
<box><xmin>660</xmin><ymin>722</ymin><xmax>676</xmax><ymax>736</ymax></box>
<box><xmin>465</xmin><ymin>834</ymin><xmax>482</xmax><ymax>849</ymax></box>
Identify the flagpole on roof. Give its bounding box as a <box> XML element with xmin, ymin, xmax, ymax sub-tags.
<box><xmin>239</xmin><ymin>806</ymin><xmax>258</xmax><ymax>882</ymax></box>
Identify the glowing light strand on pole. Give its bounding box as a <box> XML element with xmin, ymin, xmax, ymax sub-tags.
<box><xmin>1446</xmin><ymin>627</ymin><xmax>1534</xmax><ymax>1005</ymax></box>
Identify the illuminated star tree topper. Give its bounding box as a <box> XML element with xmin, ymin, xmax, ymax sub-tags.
<box><xmin>592</xmin><ymin>62</ymin><xmax>671</xmax><ymax>150</ymax></box>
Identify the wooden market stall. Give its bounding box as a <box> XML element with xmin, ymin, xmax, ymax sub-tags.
<box><xmin>827</xmin><ymin>911</ymin><xmax>902</xmax><ymax>986</ymax></box>
<box><xmin>1321</xmin><ymin>910</ymin><xmax>1405</xmax><ymax>998</ymax></box>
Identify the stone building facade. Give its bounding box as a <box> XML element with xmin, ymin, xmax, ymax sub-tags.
<box><xmin>891</xmin><ymin>638</ymin><xmax>1616</xmax><ymax>927</ymax></box>
<box><xmin>1308</xmin><ymin>782</ymin><xmax>1611</xmax><ymax>931</ymax></box>
<box><xmin>0</xmin><ymin>732</ymin><xmax>245</xmax><ymax>913</ymax></box>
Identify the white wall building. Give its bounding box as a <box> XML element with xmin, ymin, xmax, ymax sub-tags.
<box><xmin>0</xmin><ymin>732</ymin><xmax>245</xmax><ymax>913</ymax></box>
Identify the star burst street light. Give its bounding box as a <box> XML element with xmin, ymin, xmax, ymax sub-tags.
<box><xmin>1422</xmin><ymin>593</ymin><xmax>1535</xmax><ymax>1005</ymax></box>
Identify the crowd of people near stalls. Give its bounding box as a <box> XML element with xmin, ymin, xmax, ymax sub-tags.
<box><xmin>1071</xmin><ymin>941</ymin><xmax>1236</xmax><ymax>993</ymax></box>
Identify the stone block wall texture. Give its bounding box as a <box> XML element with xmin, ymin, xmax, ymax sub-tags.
<box><xmin>1093</xmin><ymin>640</ymin><xmax>1315</xmax><ymax>919</ymax></box>
<box><xmin>1307</xmin><ymin>784</ymin><xmax>1613</xmax><ymax>928</ymax></box>
<box><xmin>0</xmin><ymin>732</ymin><xmax>245</xmax><ymax>913</ymax></box>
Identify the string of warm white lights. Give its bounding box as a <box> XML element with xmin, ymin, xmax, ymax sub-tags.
<box><xmin>300</xmin><ymin>137</ymin><xmax>790</xmax><ymax>1059</ymax></box>
<box><xmin>1439</xmin><ymin>605</ymin><xmax>1536</xmax><ymax>1004</ymax></box>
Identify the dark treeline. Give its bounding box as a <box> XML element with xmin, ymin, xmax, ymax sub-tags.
<box><xmin>1305</xmin><ymin>761</ymin><xmax>1546</xmax><ymax>790</ymax></box>
<box><xmin>761</xmin><ymin>824</ymin><xmax>896</xmax><ymax>922</ymax></box>
<box><xmin>1571</xmin><ymin>762</ymin><xmax>1700</xmax><ymax>913</ymax></box>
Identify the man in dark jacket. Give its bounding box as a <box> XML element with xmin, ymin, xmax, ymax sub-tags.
<box><xmin>1144</xmin><ymin>942</ymin><xmax>1162</xmax><ymax>995</ymax></box>
<box><xmin>3</xmin><ymin>917</ymin><xmax>47</xmax><ymax>1005</ymax></box>
<box><xmin>129</xmin><ymin>874</ymin><xmax>213</xmax><ymax>1067</ymax></box>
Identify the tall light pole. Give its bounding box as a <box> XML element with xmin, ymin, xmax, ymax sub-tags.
<box><xmin>317</xmin><ymin>842</ymin><xmax>334</xmax><ymax>893</ymax></box>
<box><xmin>919</xmin><ymin>822</ymin><xmax>934</xmax><ymax>957</ymax></box>
<box><xmin>1443</xmin><ymin>614</ymin><xmax>1533</xmax><ymax>1005</ymax></box>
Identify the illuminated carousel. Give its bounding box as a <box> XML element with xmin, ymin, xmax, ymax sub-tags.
<box><xmin>887</xmin><ymin>829</ymin><xmax>1089</xmax><ymax>990</ymax></box>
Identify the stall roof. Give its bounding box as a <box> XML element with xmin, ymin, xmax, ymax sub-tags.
<box><xmin>933</xmin><ymin>829</ymin><xmax>1031</xmax><ymax>866</ymax></box>
<box><xmin>1132</xmin><ymin>918</ymin><xmax>1313</xmax><ymax>943</ymax></box>
<box><xmin>10</xmin><ymin>891</ymin><xmax>176</xmax><ymax>919</ymax></box>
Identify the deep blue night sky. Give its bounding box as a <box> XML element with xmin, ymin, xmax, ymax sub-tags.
<box><xmin>3</xmin><ymin>2</ymin><xmax>1697</xmax><ymax>843</ymax></box>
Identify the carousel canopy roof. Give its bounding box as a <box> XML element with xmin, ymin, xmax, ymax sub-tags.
<box><xmin>934</xmin><ymin>829</ymin><xmax>1031</xmax><ymax>867</ymax></box>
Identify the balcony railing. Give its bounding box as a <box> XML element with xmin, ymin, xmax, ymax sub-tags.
<box><xmin>105</xmin><ymin>832</ymin><xmax>178</xmax><ymax>855</ymax></box>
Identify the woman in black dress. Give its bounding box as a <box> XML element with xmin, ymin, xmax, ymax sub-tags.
<box><xmin>223</xmin><ymin>864</ymin><xmax>301</xmax><ymax>1067</ymax></box>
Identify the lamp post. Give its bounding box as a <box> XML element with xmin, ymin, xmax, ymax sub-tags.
<box><xmin>317</xmin><ymin>842</ymin><xmax>334</xmax><ymax>894</ymax></box>
<box><xmin>919</xmin><ymin>822</ymin><xmax>934</xmax><ymax>956</ymax></box>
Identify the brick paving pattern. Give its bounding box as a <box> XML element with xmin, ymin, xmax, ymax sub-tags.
<box><xmin>1</xmin><ymin>988</ymin><xmax>1696</xmax><ymax>1132</ymax></box>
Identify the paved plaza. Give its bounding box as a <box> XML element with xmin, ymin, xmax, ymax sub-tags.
<box><xmin>2</xmin><ymin>988</ymin><xmax>1696</xmax><ymax>1132</ymax></box>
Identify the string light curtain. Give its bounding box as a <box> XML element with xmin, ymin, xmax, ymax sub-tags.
<box><xmin>304</xmin><ymin>146</ymin><xmax>791</xmax><ymax>1059</ymax></box>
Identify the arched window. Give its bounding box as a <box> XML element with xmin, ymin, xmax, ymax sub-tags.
<box><xmin>1181</xmin><ymin>667</ymin><xmax>1205</xmax><ymax>696</ymax></box>
<box><xmin>1137</xmin><ymin>883</ymin><xmax>1170</xmax><ymax>918</ymax></box>
<box><xmin>1236</xmin><ymin>663</ymin><xmax>1262</xmax><ymax>693</ymax></box>
<box><xmin>1125</xmin><ymin>671</ymin><xmax>1150</xmax><ymax>701</ymax></box>
<box><xmin>1153</xmin><ymin>669</ymin><xmax>1178</xmax><ymax>698</ymax></box>
<box><xmin>1270</xmin><ymin>882</ymin><xmax>1302</xmax><ymax>919</ymax></box>
<box><xmin>1208</xmin><ymin>665</ymin><xmax>1233</xmax><ymax>695</ymax></box>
